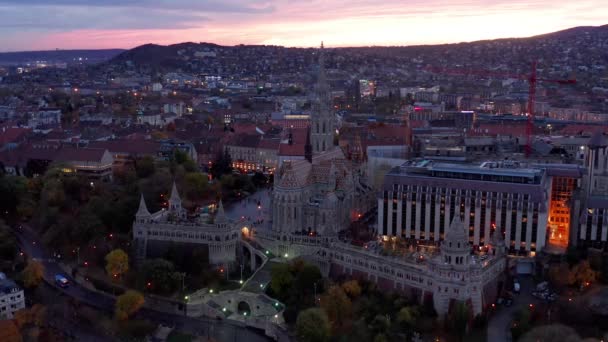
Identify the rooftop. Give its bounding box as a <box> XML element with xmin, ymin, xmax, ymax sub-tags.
<box><xmin>0</xmin><ymin>272</ymin><xmax>21</xmax><ymax>295</ymax></box>
<box><xmin>394</xmin><ymin>159</ymin><xmax>545</xmax><ymax>179</ymax></box>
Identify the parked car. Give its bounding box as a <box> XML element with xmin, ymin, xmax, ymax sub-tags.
<box><xmin>54</xmin><ymin>274</ymin><xmax>69</xmax><ymax>288</ymax></box>
<box><xmin>505</xmin><ymin>298</ymin><xmax>513</xmax><ymax>307</ymax></box>
<box><xmin>536</xmin><ymin>281</ymin><xmax>549</xmax><ymax>292</ymax></box>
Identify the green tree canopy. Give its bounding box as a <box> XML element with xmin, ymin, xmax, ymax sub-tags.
<box><xmin>135</xmin><ymin>156</ymin><xmax>155</xmax><ymax>179</ymax></box>
<box><xmin>519</xmin><ymin>324</ymin><xmax>581</xmax><ymax>342</ymax></box>
<box><xmin>0</xmin><ymin>220</ymin><xmax>17</xmax><ymax>260</ymax></box>
<box><xmin>210</xmin><ymin>150</ymin><xmax>232</xmax><ymax>179</ymax></box>
<box><xmin>296</xmin><ymin>308</ymin><xmax>330</xmax><ymax>342</ymax></box>
<box><xmin>292</xmin><ymin>263</ymin><xmax>322</xmax><ymax>298</ymax></box>
<box><xmin>183</xmin><ymin>172</ymin><xmax>209</xmax><ymax>201</ymax></box>
<box><xmin>270</xmin><ymin>263</ymin><xmax>294</xmax><ymax>301</ymax></box>
<box><xmin>141</xmin><ymin>258</ymin><xmax>179</xmax><ymax>295</ymax></box>
<box><xmin>450</xmin><ymin>301</ymin><xmax>470</xmax><ymax>342</ymax></box>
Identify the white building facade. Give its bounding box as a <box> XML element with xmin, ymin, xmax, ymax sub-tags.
<box><xmin>133</xmin><ymin>183</ymin><xmax>241</xmax><ymax>266</ymax></box>
<box><xmin>0</xmin><ymin>272</ymin><xmax>25</xmax><ymax>320</ymax></box>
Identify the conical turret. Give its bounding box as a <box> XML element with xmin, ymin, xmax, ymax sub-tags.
<box><xmin>215</xmin><ymin>200</ymin><xmax>228</xmax><ymax>228</ymax></box>
<box><xmin>170</xmin><ymin>181</ymin><xmax>181</xmax><ymax>203</ymax></box>
<box><xmin>168</xmin><ymin>181</ymin><xmax>184</xmax><ymax>217</ymax></box>
<box><xmin>445</xmin><ymin>215</ymin><xmax>468</xmax><ymax>245</ymax></box>
<box><xmin>136</xmin><ymin>194</ymin><xmax>151</xmax><ymax>218</ymax></box>
<box><xmin>440</xmin><ymin>215</ymin><xmax>470</xmax><ymax>267</ymax></box>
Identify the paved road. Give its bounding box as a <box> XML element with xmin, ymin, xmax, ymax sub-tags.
<box><xmin>13</xmin><ymin>225</ymin><xmax>271</xmax><ymax>342</ymax></box>
<box><xmin>487</xmin><ymin>276</ymin><xmax>538</xmax><ymax>342</ymax></box>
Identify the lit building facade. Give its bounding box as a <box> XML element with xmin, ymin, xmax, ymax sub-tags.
<box><xmin>378</xmin><ymin>160</ymin><xmax>553</xmax><ymax>256</ymax></box>
<box><xmin>576</xmin><ymin>132</ymin><xmax>608</xmax><ymax>249</ymax></box>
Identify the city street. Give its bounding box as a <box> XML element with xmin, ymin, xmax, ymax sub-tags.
<box><xmin>12</xmin><ymin>224</ymin><xmax>271</xmax><ymax>342</ymax></box>
<box><xmin>487</xmin><ymin>276</ymin><xmax>537</xmax><ymax>342</ymax></box>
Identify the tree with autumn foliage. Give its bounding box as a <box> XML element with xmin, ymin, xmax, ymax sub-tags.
<box><xmin>320</xmin><ymin>285</ymin><xmax>353</xmax><ymax>332</ymax></box>
<box><xmin>571</xmin><ymin>260</ymin><xmax>598</xmax><ymax>287</ymax></box>
<box><xmin>115</xmin><ymin>290</ymin><xmax>145</xmax><ymax>320</ymax></box>
<box><xmin>21</xmin><ymin>260</ymin><xmax>44</xmax><ymax>288</ymax></box>
<box><xmin>0</xmin><ymin>319</ymin><xmax>21</xmax><ymax>342</ymax></box>
<box><xmin>105</xmin><ymin>249</ymin><xmax>129</xmax><ymax>280</ymax></box>
<box><xmin>341</xmin><ymin>280</ymin><xmax>362</xmax><ymax>299</ymax></box>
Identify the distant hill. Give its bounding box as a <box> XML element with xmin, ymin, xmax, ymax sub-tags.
<box><xmin>104</xmin><ymin>25</ymin><xmax>608</xmax><ymax>87</ymax></box>
<box><xmin>0</xmin><ymin>49</ymin><xmax>125</xmax><ymax>65</ymax></box>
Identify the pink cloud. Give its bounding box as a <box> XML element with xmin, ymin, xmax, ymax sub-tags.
<box><xmin>6</xmin><ymin>0</ymin><xmax>608</xmax><ymax>50</ymax></box>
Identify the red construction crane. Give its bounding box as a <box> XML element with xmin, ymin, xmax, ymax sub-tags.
<box><xmin>425</xmin><ymin>62</ymin><xmax>576</xmax><ymax>157</ymax></box>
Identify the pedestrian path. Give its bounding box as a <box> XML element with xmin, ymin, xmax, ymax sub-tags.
<box><xmin>241</xmin><ymin>260</ymin><xmax>277</xmax><ymax>294</ymax></box>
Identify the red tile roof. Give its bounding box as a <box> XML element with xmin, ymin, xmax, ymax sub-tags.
<box><xmin>258</xmin><ymin>138</ymin><xmax>280</xmax><ymax>150</ymax></box>
<box><xmin>0</xmin><ymin>127</ymin><xmax>30</xmax><ymax>145</ymax></box>
<box><xmin>278</xmin><ymin>143</ymin><xmax>305</xmax><ymax>156</ymax></box>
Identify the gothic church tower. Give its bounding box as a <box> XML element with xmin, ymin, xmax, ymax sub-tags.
<box><xmin>311</xmin><ymin>42</ymin><xmax>335</xmax><ymax>154</ymax></box>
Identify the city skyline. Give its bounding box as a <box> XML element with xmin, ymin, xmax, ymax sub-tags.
<box><xmin>0</xmin><ymin>0</ymin><xmax>607</xmax><ymax>52</ymax></box>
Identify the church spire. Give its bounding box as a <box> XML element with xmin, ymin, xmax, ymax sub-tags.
<box><xmin>311</xmin><ymin>41</ymin><xmax>335</xmax><ymax>154</ymax></box>
<box><xmin>315</xmin><ymin>42</ymin><xmax>329</xmax><ymax>98</ymax></box>
<box><xmin>215</xmin><ymin>199</ymin><xmax>228</xmax><ymax>225</ymax></box>
<box><xmin>169</xmin><ymin>181</ymin><xmax>183</xmax><ymax>214</ymax></box>
<box><xmin>170</xmin><ymin>181</ymin><xmax>180</xmax><ymax>201</ymax></box>
<box><xmin>136</xmin><ymin>194</ymin><xmax>151</xmax><ymax>217</ymax></box>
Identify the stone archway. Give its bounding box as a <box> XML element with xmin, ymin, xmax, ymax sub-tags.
<box><xmin>237</xmin><ymin>301</ymin><xmax>252</xmax><ymax>316</ymax></box>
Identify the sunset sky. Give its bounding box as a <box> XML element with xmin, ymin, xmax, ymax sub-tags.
<box><xmin>0</xmin><ymin>0</ymin><xmax>607</xmax><ymax>52</ymax></box>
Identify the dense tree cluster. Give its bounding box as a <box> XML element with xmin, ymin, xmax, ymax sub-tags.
<box><xmin>115</xmin><ymin>290</ymin><xmax>145</xmax><ymax>320</ymax></box>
